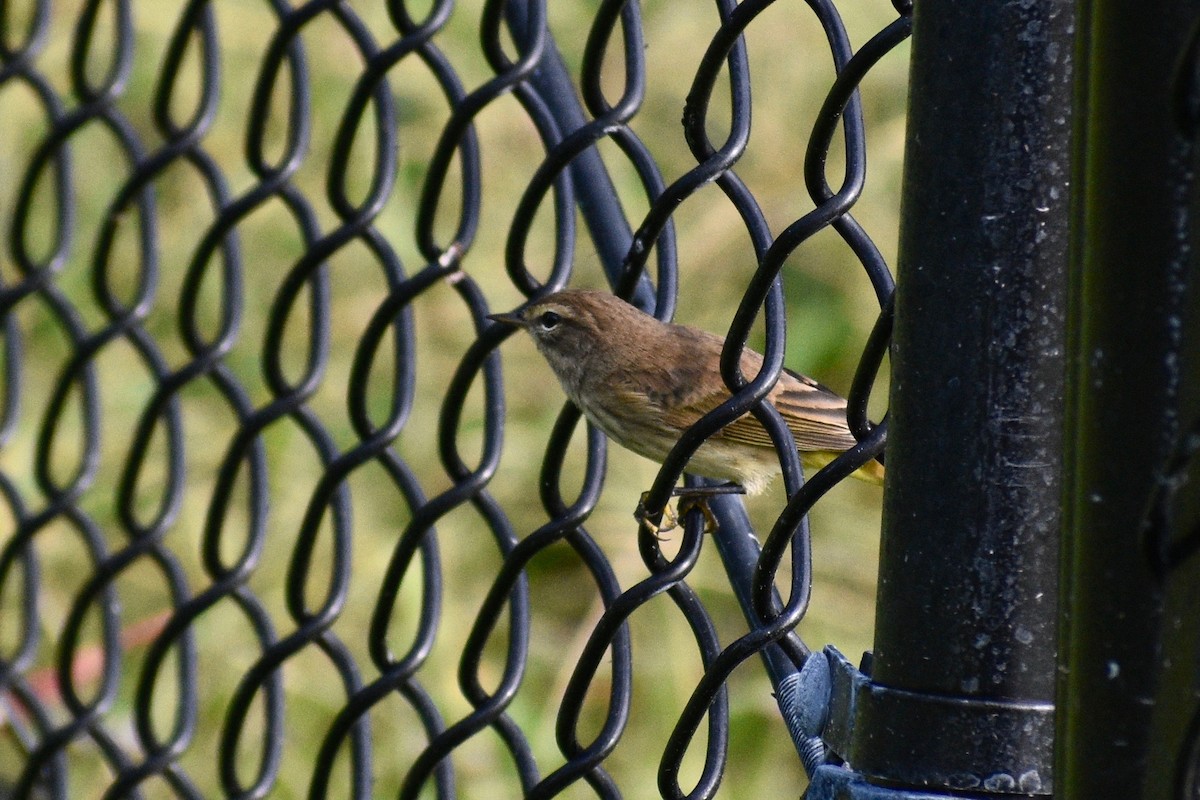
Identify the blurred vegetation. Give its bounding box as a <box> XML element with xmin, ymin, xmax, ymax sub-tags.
<box><xmin>0</xmin><ymin>0</ymin><xmax>908</xmax><ymax>798</ymax></box>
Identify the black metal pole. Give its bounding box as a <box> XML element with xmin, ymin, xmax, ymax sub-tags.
<box><xmin>1058</xmin><ymin>2</ymin><xmax>1200</xmax><ymax>797</ymax></box>
<box><xmin>809</xmin><ymin>2</ymin><xmax>1073</xmax><ymax>796</ymax></box>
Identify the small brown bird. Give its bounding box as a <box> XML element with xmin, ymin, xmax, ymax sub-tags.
<box><xmin>489</xmin><ymin>289</ymin><xmax>884</xmax><ymax>497</ymax></box>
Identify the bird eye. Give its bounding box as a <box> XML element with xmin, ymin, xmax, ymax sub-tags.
<box><xmin>537</xmin><ymin>311</ymin><xmax>562</xmax><ymax>330</ymax></box>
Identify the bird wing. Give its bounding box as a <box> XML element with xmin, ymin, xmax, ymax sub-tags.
<box><xmin>650</xmin><ymin>361</ymin><xmax>859</xmax><ymax>453</ymax></box>
<box><xmin>709</xmin><ymin>367</ymin><xmax>858</xmax><ymax>452</ymax></box>
<box><xmin>600</xmin><ymin>323</ymin><xmax>860</xmax><ymax>454</ymax></box>
<box><xmin>764</xmin><ymin>368</ymin><xmax>860</xmax><ymax>451</ymax></box>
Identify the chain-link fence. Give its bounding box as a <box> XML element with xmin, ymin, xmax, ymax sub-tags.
<box><xmin>0</xmin><ymin>1</ymin><xmax>907</xmax><ymax>797</ymax></box>
<box><xmin>11</xmin><ymin>0</ymin><xmax>1200</xmax><ymax>797</ymax></box>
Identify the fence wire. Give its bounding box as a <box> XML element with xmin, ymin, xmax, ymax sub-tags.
<box><xmin>0</xmin><ymin>0</ymin><xmax>907</xmax><ymax>797</ymax></box>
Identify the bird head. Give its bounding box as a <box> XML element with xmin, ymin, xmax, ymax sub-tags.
<box><xmin>488</xmin><ymin>290</ymin><xmax>639</xmax><ymax>391</ymax></box>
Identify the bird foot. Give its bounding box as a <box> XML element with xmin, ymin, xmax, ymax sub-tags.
<box><xmin>635</xmin><ymin>492</ymin><xmax>679</xmax><ymax>539</ymax></box>
<box><xmin>634</xmin><ymin>484</ymin><xmax>745</xmax><ymax>538</ymax></box>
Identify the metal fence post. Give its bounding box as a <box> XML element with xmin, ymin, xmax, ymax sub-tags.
<box><xmin>807</xmin><ymin>1</ymin><xmax>1072</xmax><ymax>796</ymax></box>
<box><xmin>1058</xmin><ymin>1</ymin><xmax>1200</xmax><ymax>797</ymax></box>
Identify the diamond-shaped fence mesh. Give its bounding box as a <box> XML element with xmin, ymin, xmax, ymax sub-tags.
<box><xmin>0</xmin><ymin>1</ymin><xmax>908</xmax><ymax>797</ymax></box>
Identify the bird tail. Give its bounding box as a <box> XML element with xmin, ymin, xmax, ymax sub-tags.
<box><xmin>802</xmin><ymin>451</ymin><xmax>885</xmax><ymax>486</ymax></box>
<box><xmin>852</xmin><ymin>458</ymin><xmax>885</xmax><ymax>486</ymax></box>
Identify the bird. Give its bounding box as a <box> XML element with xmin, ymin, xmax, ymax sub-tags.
<box><xmin>488</xmin><ymin>289</ymin><xmax>883</xmax><ymax>528</ymax></box>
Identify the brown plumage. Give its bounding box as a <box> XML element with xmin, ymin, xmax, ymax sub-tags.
<box><xmin>489</xmin><ymin>289</ymin><xmax>883</xmax><ymax>493</ymax></box>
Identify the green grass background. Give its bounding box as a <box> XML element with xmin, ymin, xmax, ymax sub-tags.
<box><xmin>0</xmin><ymin>1</ymin><xmax>908</xmax><ymax>797</ymax></box>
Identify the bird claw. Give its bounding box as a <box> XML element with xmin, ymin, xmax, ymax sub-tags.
<box><xmin>677</xmin><ymin>494</ymin><xmax>720</xmax><ymax>535</ymax></box>
<box><xmin>635</xmin><ymin>492</ymin><xmax>679</xmax><ymax>540</ymax></box>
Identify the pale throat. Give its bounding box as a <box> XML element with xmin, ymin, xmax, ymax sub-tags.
<box><xmin>536</xmin><ymin>339</ymin><xmax>589</xmax><ymax>400</ymax></box>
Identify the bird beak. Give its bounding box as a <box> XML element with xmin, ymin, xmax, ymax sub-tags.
<box><xmin>486</xmin><ymin>311</ymin><xmax>526</xmax><ymax>328</ymax></box>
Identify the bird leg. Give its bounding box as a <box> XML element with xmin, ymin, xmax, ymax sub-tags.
<box><xmin>635</xmin><ymin>483</ymin><xmax>746</xmax><ymax>538</ymax></box>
